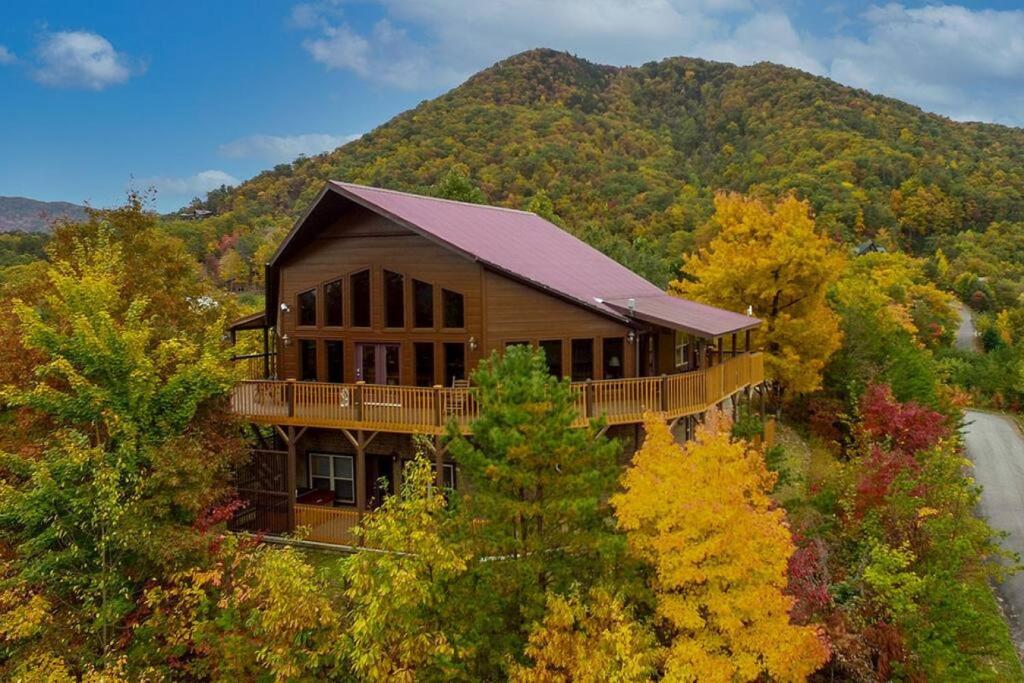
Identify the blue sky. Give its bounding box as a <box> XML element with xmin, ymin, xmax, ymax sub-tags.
<box><xmin>3</xmin><ymin>1</ymin><xmax>1024</xmax><ymax>213</ymax></box>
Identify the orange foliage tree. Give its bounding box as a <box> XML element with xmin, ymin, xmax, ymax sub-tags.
<box><xmin>612</xmin><ymin>412</ymin><xmax>829</xmax><ymax>681</ymax></box>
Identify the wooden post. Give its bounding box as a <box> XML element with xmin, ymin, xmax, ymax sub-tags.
<box><xmin>585</xmin><ymin>379</ymin><xmax>594</xmax><ymax>419</ymax></box>
<box><xmin>660</xmin><ymin>374</ymin><xmax>668</xmax><ymax>412</ymax></box>
<box><xmin>434</xmin><ymin>436</ymin><xmax>444</xmax><ymax>488</ymax></box>
<box><xmin>355</xmin><ymin>381</ymin><xmax>365</xmax><ymax>423</ymax></box>
<box><xmin>731</xmin><ymin>333</ymin><xmax>737</xmax><ymax>358</ymax></box>
<box><xmin>285</xmin><ymin>425</ymin><xmax>297</xmax><ymax>531</ymax></box>
<box><xmin>745</xmin><ymin>329</ymin><xmax>751</xmax><ymax>352</ymax></box>
<box><xmin>355</xmin><ymin>430</ymin><xmax>367</xmax><ymax>515</ymax></box>
<box><xmin>286</xmin><ymin>378</ymin><xmax>296</xmax><ymax>418</ymax></box>
<box><xmin>393</xmin><ymin>455</ymin><xmax>403</xmax><ymax>494</ymax></box>
<box><xmin>262</xmin><ymin>326</ymin><xmax>270</xmax><ymax>378</ymax></box>
<box><xmin>433</xmin><ymin>384</ymin><xmax>443</xmax><ymax>427</ymax></box>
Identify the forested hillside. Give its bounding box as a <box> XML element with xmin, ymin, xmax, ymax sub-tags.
<box><xmin>190</xmin><ymin>48</ymin><xmax>1024</xmax><ymax>285</ymax></box>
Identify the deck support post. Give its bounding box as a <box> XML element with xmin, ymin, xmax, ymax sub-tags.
<box><xmin>286</xmin><ymin>379</ymin><xmax>296</xmax><ymax>418</ymax></box>
<box><xmin>355</xmin><ymin>431</ymin><xmax>366</xmax><ymax>516</ymax></box>
<box><xmin>286</xmin><ymin>427</ymin><xmax>296</xmax><ymax>531</ymax></box>
<box><xmin>434</xmin><ymin>435</ymin><xmax>445</xmax><ymax>488</ymax></box>
<box><xmin>731</xmin><ymin>333</ymin><xmax>737</xmax><ymax>358</ymax></box>
<box><xmin>393</xmin><ymin>455</ymin><xmax>403</xmax><ymax>495</ymax></box>
<box><xmin>262</xmin><ymin>326</ymin><xmax>270</xmax><ymax>378</ymax></box>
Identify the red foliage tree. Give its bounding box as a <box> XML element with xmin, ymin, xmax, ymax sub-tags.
<box><xmin>859</xmin><ymin>384</ymin><xmax>949</xmax><ymax>454</ymax></box>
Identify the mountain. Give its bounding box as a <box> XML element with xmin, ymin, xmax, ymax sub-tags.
<box><xmin>0</xmin><ymin>197</ymin><xmax>88</xmax><ymax>233</ymax></box>
<box><xmin>193</xmin><ymin>48</ymin><xmax>1024</xmax><ymax>285</ymax></box>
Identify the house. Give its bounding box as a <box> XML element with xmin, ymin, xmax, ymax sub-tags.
<box><xmin>227</xmin><ymin>182</ymin><xmax>765</xmax><ymax>545</ymax></box>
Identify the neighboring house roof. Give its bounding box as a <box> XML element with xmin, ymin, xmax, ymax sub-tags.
<box><xmin>854</xmin><ymin>239</ymin><xmax>886</xmax><ymax>256</ymax></box>
<box><xmin>263</xmin><ymin>182</ymin><xmax>760</xmax><ymax>338</ymax></box>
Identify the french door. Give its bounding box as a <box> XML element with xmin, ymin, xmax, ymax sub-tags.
<box><xmin>355</xmin><ymin>343</ymin><xmax>400</xmax><ymax>385</ymax></box>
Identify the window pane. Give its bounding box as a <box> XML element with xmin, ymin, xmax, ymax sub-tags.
<box><xmin>297</xmin><ymin>288</ymin><xmax>317</xmax><ymax>326</ymax></box>
<box><xmin>312</xmin><ymin>454</ymin><xmax>331</xmax><ymax>477</ymax></box>
<box><xmin>311</xmin><ymin>477</ymin><xmax>331</xmax><ymax>491</ymax></box>
<box><xmin>351</xmin><ymin>270</ymin><xmax>371</xmax><ymax>327</ymax></box>
<box><xmin>324</xmin><ymin>279</ymin><xmax>343</xmax><ymax>326</ymax></box>
<box><xmin>414</xmin><ymin>342</ymin><xmax>435</xmax><ymax>387</ymax></box>
<box><xmin>359</xmin><ymin>344</ymin><xmax>376</xmax><ymax>383</ymax></box>
<box><xmin>384</xmin><ymin>344</ymin><xmax>400</xmax><ymax>385</ymax></box>
<box><xmin>335</xmin><ymin>480</ymin><xmax>355</xmax><ymax>503</ymax></box>
<box><xmin>444</xmin><ymin>343</ymin><xmax>466</xmax><ymax>384</ymax></box>
<box><xmin>326</xmin><ymin>340</ymin><xmax>344</xmax><ymax>383</ymax></box>
<box><xmin>384</xmin><ymin>270</ymin><xmax>405</xmax><ymax>327</ymax></box>
<box><xmin>602</xmin><ymin>338</ymin><xmax>624</xmax><ymax>380</ymax></box>
<box><xmin>443</xmin><ymin>464</ymin><xmax>456</xmax><ymax>489</ymax></box>
<box><xmin>539</xmin><ymin>340</ymin><xmax>562</xmax><ymax>378</ymax></box>
<box><xmin>571</xmin><ymin>338</ymin><xmax>593</xmax><ymax>382</ymax></box>
<box><xmin>299</xmin><ymin>339</ymin><xmax>318</xmax><ymax>381</ymax></box>
<box><xmin>413</xmin><ymin>280</ymin><xmax>434</xmax><ymax>328</ymax></box>
<box><xmin>334</xmin><ymin>455</ymin><xmax>353</xmax><ymax>479</ymax></box>
<box><xmin>442</xmin><ymin>289</ymin><xmax>464</xmax><ymax>328</ymax></box>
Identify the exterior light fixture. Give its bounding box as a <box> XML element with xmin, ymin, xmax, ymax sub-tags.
<box><xmin>281</xmin><ymin>334</ymin><xmax>292</xmax><ymax>347</ymax></box>
<box><xmin>280</xmin><ymin>302</ymin><xmax>291</xmax><ymax>313</ymax></box>
<box><xmin>626</xmin><ymin>330</ymin><xmax>636</xmax><ymax>344</ymax></box>
<box><xmin>468</xmin><ymin>336</ymin><xmax>478</xmax><ymax>351</ymax></box>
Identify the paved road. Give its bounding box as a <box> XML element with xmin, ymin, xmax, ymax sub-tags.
<box><xmin>956</xmin><ymin>303</ymin><xmax>979</xmax><ymax>352</ymax></box>
<box><xmin>964</xmin><ymin>410</ymin><xmax>1024</xmax><ymax>649</ymax></box>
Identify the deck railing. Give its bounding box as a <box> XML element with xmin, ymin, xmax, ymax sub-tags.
<box><xmin>294</xmin><ymin>504</ymin><xmax>361</xmax><ymax>545</ymax></box>
<box><xmin>230</xmin><ymin>352</ymin><xmax>765</xmax><ymax>434</ymax></box>
<box><xmin>232</xmin><ymin>352</ymin><xmax>278</xmax><ymax>381</ymax></box>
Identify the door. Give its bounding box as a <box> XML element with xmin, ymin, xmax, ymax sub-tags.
<box><xmin>356</xmin><ymin>343</ymin><xmax>400</xmax><ymax>385</ymax></box>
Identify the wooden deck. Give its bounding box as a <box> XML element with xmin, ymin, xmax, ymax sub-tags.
<box><xmin>230</xmin><ymin>352</ymin><xmax>764</xmax><ymax>433</ymax></box>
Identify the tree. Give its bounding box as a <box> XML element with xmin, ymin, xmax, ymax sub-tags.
<box><xmin>341</xmin><ymin>455</ymin><xmax>468</xmax><ymax>681</ymax></box>
<box><xmin>0</xmin><ymin>225</ymin><xmax>244</xmax><ymax>673</ymax></box>
<box><xmin>612</xmin><ymin>413</ymin><xmax>829</xmax><ymax>682</ymax></box>
<box><xmin>139</xmin><ymin>536</ymin><xmax>345</xmax><ymax>680</ymax></box>
<box><xmin>431</xmin><ymin>165</ymin><xmax>486</xmax><ymax>204</ymax></box>
<box><xmin>673</xmin><ymin>194</ymin><xmax>844</xmax><ymax>406</ymax></box>
<box><xmin>446</xmin><ymin>346</ymin><xmax>623</xmax><ymax>674</ymax></box>
<box><xmin>510</xmin><ymin>588</ymin><xmax>660</xmax><ymax>683</ymax></box>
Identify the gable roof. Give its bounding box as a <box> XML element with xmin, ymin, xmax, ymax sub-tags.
<box><xmin>266</xmin><ymin>182</ymin><xmax>759</xmax><ymax>338</ymax></box>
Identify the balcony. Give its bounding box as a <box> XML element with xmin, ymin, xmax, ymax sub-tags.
<box><xmin>229</xmin><ymin>352</ymin><xmax>765</xmax><ymax>434</ymax></box>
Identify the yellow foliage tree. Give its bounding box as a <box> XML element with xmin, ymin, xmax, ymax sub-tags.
<box><xmin>511</xmin><ymin>588</ymin><xmax>661</xmax><ymax>683</ymax></box>
<box><xmin>672</xmin><ymin>194</ymin><xmax>844</xmax><ymax>401</ymax></box>
<box><xmin>342</xmin><ymin>455</ymin><xmax>468</xmax><ymax>682</ymax></box>
<box><xmin>612</xmin><ymin>413</ymin><xmax>829</xmax><ymax>682</ymax></box>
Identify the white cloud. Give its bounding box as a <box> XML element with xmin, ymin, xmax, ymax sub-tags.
<box><xmin>147</xmin><ymin>170</ymin><xmax>240</xmax><ymax>197</ymax></box>
<box><xmin>218</xmin><ymin>132</ymin><xmax>362</xmax><ymax>163</ymax></box>
<box><xmin>826</xmin><ymin>4</ymin><xmax>1024</xmax><ymax>124</ymax></box>
<box><xmin>290</xmin><ymin>1</ymin><xmax>1024</xmax><ymax>126</ymax></box>
<box><xmin>32</xmin><ymin>30</ymin><xmax>141</xmax><ymax>90</ymax></box>
<box><xmin>0</xmin><ymin>46</ymin><xmax>15</xmax><ymax>65</ymax></box>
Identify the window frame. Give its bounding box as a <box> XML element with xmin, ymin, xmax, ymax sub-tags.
<box><xmin>383</xmin><ymin>269</ymin><xmax>406</xmax><ymax>329</ymax></box>
<box><xmin>296</xmin><ymin>288</ymin><xmax>318</xmax><ymax>328</ymax></box>
<box><xmin>570</xmin><ymin>338</ymin><xmax>594</xmax><ymax>382</ymax></box>
<box><xmin>308</xmin><ymin>452</ymin><xmax>355</xmax><ymax>504</ymax></box>
<box><xmin>602</xmin><ymin>337</ymin><xmax>625</xmax><ymax>380</ymax></box>
<box><xmin>413</xmin><ymin>341</ymin><xmax>436</xmax><ymax>387</ymax></box>
<box><xmin>323</xmin><ymin>278</ymin><xmax>344</xmax><ymax>328</ymax></box>
<box><xmin>325</xmin><ymin>339</ymin><xmax>344</xmax><ymax>383</ymax></box>
<box><xmin>441</xmin><ymin>288</ymin><xmax>465</xmax><ymax>330</ymax></box>
<box><xmin>443</xmin><ymin>342</ymin><xmax>466</xmax><ymax>385</ymax></box>
<box><xmin>350</xmin><ymin>268</ymin><xmax>372</xmax><ymax>329</ymax></box>
<box><xmin>298</xmin><ymin>338</ymin><xmax>318</xmax><ymax>382</ymax></box>
<box><xmin>539</xmin><ymin>339</ymin><xmax>563</xmax><ymax>378</ymax></box>
<box><xmin>412</xmin><ymin>279</ymin><xmax>435</xmax><ymax>329</ymax></box>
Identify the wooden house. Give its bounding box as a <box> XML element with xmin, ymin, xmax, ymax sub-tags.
<box><xmin>228</xmin><ymin>182</ymin><xmax>765</xmax><ymax>545</ymax></box>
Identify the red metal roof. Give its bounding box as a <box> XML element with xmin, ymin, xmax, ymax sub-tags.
<box><xmin>274</xmin><ymin>182</ymin><xmax>759</xmax><ymax>338</ymax></box>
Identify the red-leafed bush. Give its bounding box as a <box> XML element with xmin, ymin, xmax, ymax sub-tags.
<box><xmin>787</xmin><ymin>536</ymin><xmax>832</xmax><ymax>624</ymax></box>
<box><xmin>854</xmin><ymin>445</ymin><xmax>921</xmax><ymax>517</ymax></box>
<box><xmin>859</xmin><ymin>384</ymin><xmax>948</xmax><ymax>454</ymax></box>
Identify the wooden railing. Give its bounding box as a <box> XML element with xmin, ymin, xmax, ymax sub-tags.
<box><xmin>295</xmin><ymin>504</ymin><xmax>361</xmax><ymax>545</ymax></box>
<box><xmin>230</xmin><ymin>352</ymin><xmax>765</xmax><ymax>434</ymax></box>
<box><xmin>232</xmin><ymin>352</ymin><xmax>278</xmax><ymax>380</ymax></box>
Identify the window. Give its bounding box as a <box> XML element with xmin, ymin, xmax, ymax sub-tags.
<box><xmin>413</xmin><ymin>279</ymin><xmax>434</xmax><ymax>328</ymax></box>
<box><xmin>351</xmin><ymin>270</ymin><xmax>371</xmax><ymax>327</ymax></box>
<box><xmin>539</xmin><ymin>340</ymin><xmax>563</xmax><ymax>378</ymax></box>
<box><xmin>384</xmin><ymin>270</ymin><xmax>405</xmax><ymax>328</ymax></box>
<box><xmin>324</xmin><ymin>279</ymin><xmax>343</xmax><ymax>327</ymax></box>
<box><xmin>299</xmin><ymin>339</ymin><xmax>318</xmax><ymax>381</ymax></box>
<box><xmin>310</xmin><ymin>453</ymin><xmax>355</xmax><ymax>503</ymax></box>
<box><xmin>442</xmin><ymin>288</ymin><xmax>464</xmax><ymax>328</ymax></box>
<box><xmin>326</xmin><ymin>340</ymin><xmax>344</xmax><ymax>383</ymax></box>
<box><xmin>603</xmin><ymin>338</ymin><xmax>625</xmax><ymax>380</ymax></box>
<box><xmin>442</xmin><ymin>463</ymin><xmax>456</xmax><ymax>490</ymax></box>
<box><xmin>571</xmin><ymin>338</ymin><xmax>594</xmax><ymax>381</ymax></box>
<box><xmin>443</xmin><ymin>343</ymin><xmax>465</xmax><ymax>384</ymax></box>
<box><xmin>297</xmin><ymin>288</ymin><xmax>317</xmax><ymax>327</ymax></box>
<box><xmin>414</xmin><ymin>342</ymin><xmax>435</xmax><ymax>387</ymax></box>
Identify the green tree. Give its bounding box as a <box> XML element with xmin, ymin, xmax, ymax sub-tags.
<box><xmin>0</xmin><ymin>225</ymin><xmax>243</xmax><ymax>673</ymax></box>
<box><xmin>446</xmin><ymin>346</ymin><xmax>623</xmax><ymax>675</ymax></box>
<box><xmin>431</xmin><ymin>166</ymin><xmax>486</xmax><ymax>204</ymax></box>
